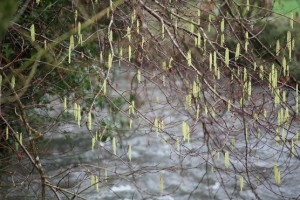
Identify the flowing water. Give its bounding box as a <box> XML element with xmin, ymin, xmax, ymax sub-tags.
<box><xmin>1</xmin><ymin>66</ymin><xmax>300</xmax><ymax>200</ymax></box>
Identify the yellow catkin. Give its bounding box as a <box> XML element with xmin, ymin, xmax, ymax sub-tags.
<box><xmin>190</xmin><ymin>22</ymin><xmax>194</xmax><ymax>33</ymax></box>
<box><xmin>185</xmin><ymin>94</ymin><xmax>191</xmax><ymax>110</ymax></box>
<box><xmin>70</xmin><ymin>35</ymin><xmax>74</xmax><ymax>50</ymax></box>
<box><xmin>100</xmin><ymin>51</ymin><xmax>103</xmax><ymax>62</ymax></box>
<box><xmin>137</xmin><ymin>70</ymin><xmax>141</xmax><ymax>83</ymax></box>
<box><xmin>296</xmin><ymin>84</ymin><xmax>299</xmax><ymax>114</ymax></box>
<box><xmin>225</xmin><ymin>48</ymin><xmax>229</xmax><ymax>66</ymax></box>
<box><xmin>276</xmin><ymin>40</ymin><xmax>280</xmax><ymax>56</ymax></box>
<box><xmin>257</xmin><ymin>128</ymin><xmax>260</xmax><ymax>138</ymax></box>
<box><xmin>291</xmin><ymin>139</ymin><xmax>295</xmax><ymax>157</ymax></box>
<box><xmin>160</xmin><ymin>174</ymin><xmax>164</xmax><ymax>194</ymax></box>
<box><xmin>274</xmin><ymin>163</ymin><xmax>281</xmax><ymax>185</ymax></box>
<box><xmin>92</xmin><ymin>137</ymin><xmax>95</xmax><ymax>151</ymax></box>
<box><xmin>128</xmin><ymin>45</ymin><xmax>132</xmax><ymax>61</ymax></box>
<box><xmin>136</xmin><ymin>19</ymin><xmax>140</xmax><ymax>34</ymax></box>
<box><xmin>11</xmin><ymin>76</ymin><xmax>15</xmax><ymax>89</ymax></box>
<box><xmin>182</xmin><ymin>121</ymin><xmax>190</xmax><ymax>142</ymax></box>
<box><xmin>64</xmin><ymin>97</ymin><xmax>67</xmax><ymax>112</ymax></box>
<box><xmin>78</xmin><ymin>22</ymin><xmax>81</xmax><ymax>35</ymax></box>
<box><xmin>108</xmin><ymin>52</ymin><xmax>112</xmax><ymax>69</ymax></box>
<box><xmin>109</xmin><ymin>29</ymin><xmax>113</xmax><ymax>42</ymax></box>
<box><xmin>287</xmin><ymin>31</ymin><xmax>292</xmax><ymax>60</ymax></box>
<box><xmin>162</xmin><ymin>23</ymin><xmax>165</xmax><ymax>39</ymax></box>
<box><xmin>290</xmin><ymin>12</ymin><xmax>294</xmax><ymax>29</ymax></box>
<box><xmin>220</xmin><ymin>34</ymin><xmax>224</xmax><ymax>47</ymax></box>
<box><xmin>221</xmin><ymin>18</ymin><xmax>224</xmax><ymax>33</ymax></box>
<box><xmin>79</xmin><ymin>34</ymin><xmax>83</xmax><ymax>46</ymax></box>
<box><xmin>209</xmin><ymin>52</ymin><xmax>212</xmax><ymax>71</ymax></box>
<box><xmin>240</xmin><ymin>176</ymin><xmax>244</xmax><ymax>192</ymax></box>
<box><xmin>198</xmin><ymin>9</ymin><xmax>201</xmax><ymax>25</ymax></box>
<box><xmin>88</xmin><ymin>112</ymin><xmax>92</xmax><ymax>130</ymax></box>
<box><xmin>19</xmin><ymin>132</ymin><xmax>22</xmax><ymax>145</ymax></box>
<box><xmin>264</xmin><ymin>109</ymin><xmax>267</xmax><ymax>119</ymax></box>
<box><xmin>74</xmin><ymin>103</ymin><xmax>78</xmax><ymax>120</ymax></box>
<box><xmin>246</xmin><ymin>0</ymin><xmax>250</xmax><ymax>11</ymax></box>
<box><xmin>231</xmin><ymin>136</ymin><xmax>235</xmax><ymax>150</ymax></box>
<box><xmin>208</xmin><ymin>14</ymin><xmax>212</xmax><ymax>32</ymax></box>
<box><xmin>245</xmin><ymin>32</ymin><xmax>249</xmax><ymax>52</ymax></box>
<box><xmin>228</xmin><ymin>100</ymin><xmax>231</xmax><ymax>111</ymax></box>
<box><xmin>95</xmin><ymin>176</ymin><xmax>99</xmax><ymax>192</ymax></box>
<box><xmin>103</xmin><ymin>80</ymin><xmax>107</xmax><ymax>95</ymax></box>
<box><xmin>6</xmin><ymin>126</ymin><xmax>8</xmax><ymax>140</ymax></box>
<box><xmin>30</xmin><ymin>24</ymin><xmax>35</xmax><ymax>42</ymax></box>
<box><xmin>176</xmin><ymin>138</ymin><xmax>180</xmax><ymax>151</ymax></box>
<box><xmin>131</xmin><ymin>100</ymin><xmax>135</xmax><ymax>114</ymax></box>
<box><xmin>128</xmin><ymin>145</ymin><xmax>132</xmax><ymax>161</ymax></box>
<box><xmin>197</xmin><ymin>31</ymin><xmax>201</xmax><ymax>48</ymax></box>
<box><xmin>224</xmin><ymin>151</ymin><xmax>230</xmax><ymax>168</ymax></box>
<box><xmin>68</xmin><ymin>46</ymin><xmax>71</xmax><ymax>63</ymax></box>
<box><xmin>127</xmin><ymin>26</ymin><xmax>131</xmax><ymax>41</ymax></box>
<box><xmin>91</xmin><ymin>175</ymin><xmax>95</xmax><ymax>187</ymax></box>
<box><xmin>235</xmin><ymin>43</ymin><xmax>240</xmax><ymax>60</ymax></box>
<box><xmin>154</xmin><ymin>117</ymin><xmax>159</xmax><ymax>134</ymax></box>
<box><xmin>77</xmin><ymin>104</ymin><xmax>81</xmax><ymax>127</ymax></box>
<box><xmin>243</xmin><ymin>67</ymin><xmax>247</xmax><ymax>82</ymax></box>
<box><xmin>259</xmin><ymin>65</ymin><xmax>264</xmax><ymax>80</ymax></box>
<box><xmin>187</xmin><ymin>50</ymin><xmax>192</xmax><ymax>66</ymax></box>
<box><xmin>112</xmin><ymin>137</ymin><xmax>116</xmax><ymax>155</ymax></box>
<box><xmin>282</xmin><ymin>57</ymin><xmax>287</xmax><ymax>76</ymax></box>
<box><xmin>104</xmin><ymin>168</ymin><xmax>108</xmax><ymax>182</ymax></box>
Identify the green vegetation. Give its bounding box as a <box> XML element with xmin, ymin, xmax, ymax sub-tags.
<box><xmin>273</xmin><ymin>0</ymin><xmax>300</xmax><ymax>15</ymax></box>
